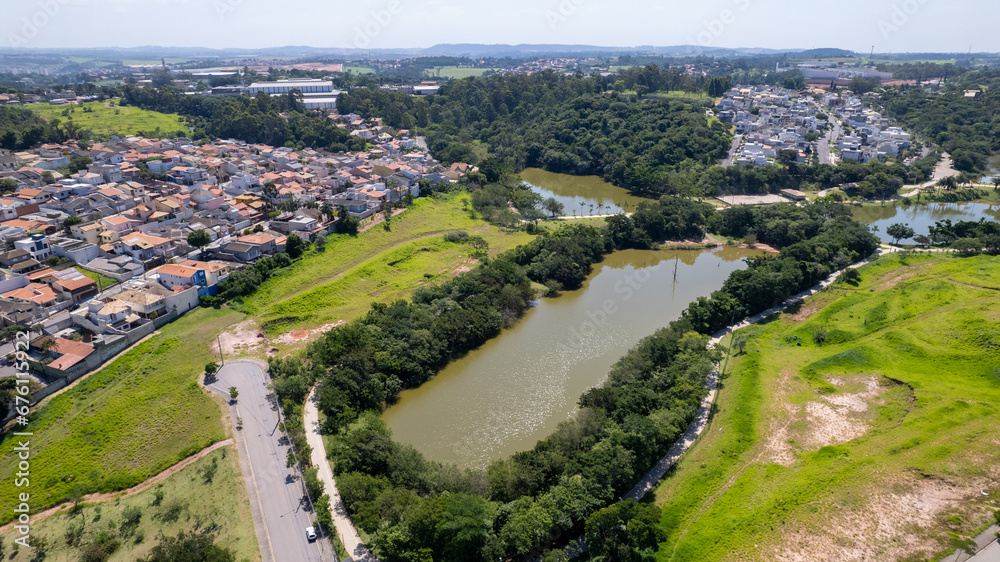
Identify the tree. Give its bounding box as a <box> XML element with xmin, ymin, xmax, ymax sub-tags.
<box><xmin>286</xmin><ymin>233</ymin><xmax>305</xmax><ymax>259</ymax></box>
<box><xmin>139</xmin><ymin>532</ymin><xmax>235</xmax><ymax>562</ymax></box>
<box><xmin>913</xmin><ymin>234</ymin><xmax>931</xmax><ymax>248</ymax></box>
<box><xmin>41</xmin><ymin>171</ymin><xmax>54</xmax><ymax>184</ymax></box>
<box><xmin>938</xmin><ymin>175</ymin><xmax>958</xmax><ymax>191</ymax></box>
<box><xmin>885</xmin><ymin>223</ymin><xmax>915</xmax><ymax>245</ymax></box>
<box><xmin>229</xmin><ymin>386</ymin><xmax>239</xmax><ymax>403</ymax></box>
<box><xmin>732</xmin><ymin>334</ymin><xmax>749</xmax><ymax>355</ymax></box>
<box><xmin>542</xmin><ymin>197</ymin><xmax>564</xmax><ymax>218</ymax></box>
<box><xmin>205</xmin><ymin>361</ymin><xmax>218</xmax><ymax>378</ymax></box>
<box><xmin>63</xmin><ymin>214</ymin><xmax>83</xmax><ymax>234</ymax></box>
<box><xmin>337</xmin><ymin>206</ymin><xmax>360</xmax><ymax>235</ymax></box>
<box><xmin>0</xmin><ymin>177</ymin><xmax>18</xmax><ymax>194</ymax></box>
<box><xmin>848</xmin><ymin>76</ymin><xmax>879</xmax><ymax>95</ymax></box>
<box><xmin>314</xmin><ymin>231</ymin><xmax>328</xmax><ymax>251</ymax></box>
<box><xmin>585</xmin><ymin>500</ymin><xmax>665</xmax><ymax>562</ymax></box>
<box><xmin>951</xmin><ymin>237</ymin><xmax>981</xmax><ymax>256</ymax></box>
<box><xmin>187</xmin><ymin>229</ymin><xmax>211</xmax><ymax>251</ymax></box>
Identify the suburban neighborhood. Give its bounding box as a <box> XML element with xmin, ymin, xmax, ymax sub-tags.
<box><xmin>0</xmin><ymin>117</ymin><xmax>469</xmax><ymax>404</ymax></box>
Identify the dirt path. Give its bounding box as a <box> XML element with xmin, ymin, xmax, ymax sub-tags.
<box><xmin>0</xmin><ymin>439</ymin><xmax>234</xmax><ymax>533</ymax></box>
<box><xmin>303</xmin><ymin>388</ymin><xmax>377</xmax><ymax>561</ymax></box>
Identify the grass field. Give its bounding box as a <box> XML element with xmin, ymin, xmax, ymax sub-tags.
<box><xmin>653</xmin><ymin>253</ymin><xmax>1000</xmax><ymax>561</ymax></box>
<box><xmin>344</xmin><ymin>65</ymin><xmax>375</xmax><ymax>74</ymax></box>
<box><xmin>28</xmin><ymin>101</ymin><xmax>189</xmax><ymax>140</ymax></box>
<box><xmin>239</xmin><ymin>194</ymin><xmax>533</xmax><ymax>334</ymax></box>
<box><xmin>0</xmin><ymin>307</ymin><xmax>243</xmax><ymax>523</ymax></box>
<box><xmin>73</xmin><ymin>267</ymin><xmax>118</xmax><ymax>292</ymax></box>
<box><xmin>423</xmin><ymin>66</ymin><xmax>494</xmax><ymax>79</ymax></box>
<box><xmin>0</xmin><ymin>446</ymin><xmax>259</xmax><ymax>562</ymax></box>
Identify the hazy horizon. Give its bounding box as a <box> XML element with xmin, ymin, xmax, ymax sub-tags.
<box><xmin>3</xmin><ymin>0</ymin><xmax>997</xmax><ymax>54</ymax></box>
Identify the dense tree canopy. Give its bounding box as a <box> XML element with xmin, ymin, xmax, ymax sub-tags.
<box><xmin>879</xmin><ymin>73</ymin><xmax>1000</xmax><ymax>173</ymax></box>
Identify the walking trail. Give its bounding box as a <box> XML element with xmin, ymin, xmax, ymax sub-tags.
<box><xmin>304</xmin><ymin>389</ymin><xmax>377</xmax><ymax>561</ymax></box>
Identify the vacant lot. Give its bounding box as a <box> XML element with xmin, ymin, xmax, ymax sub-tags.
<box><xmin>0</xmin><ymin>307</ymin><xmax>242</xmax><ymax>522</ymax></box>
<box><xmin>240</xmin><ymin>194</ymin><xmax>533</xmax><ymax>334</ymax></box>
<box><xmin>424</xmin><ymin>66</ymin><xmax>495</xmax><ymax>79</ymax></box>
<box><xmin>28</xmin><ymin>101</ymin><xmax>189</xmax><ymax>140</ymax></box>
<box><xmin>0</xmin><ymin>446</ymin><xmax>260</xmax><ymax>562</ymax></box>
<box><xmin>654</xmin><ymin>253</ymin><xmax>1000</xmax><ymax>561</ymax></box>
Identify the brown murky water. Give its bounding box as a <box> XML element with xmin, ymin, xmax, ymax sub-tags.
<box><xmin>853</xmin><ymin>202</ymin><xmax>999</xmax><ymax>243</ymax></box>
<box><xmin>383</xmin><ymin>246</ymin><xmax>761</xmax><ymax>468</ymax></box>
<box><xmin>521</xmin><ymin>168</ymin><xmax>652</xmax><ymax>215</ymax></box>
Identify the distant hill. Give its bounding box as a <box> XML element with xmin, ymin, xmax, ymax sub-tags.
<box><xmin>2</xmin><ymin>45</ymin><xmax>993</xmax><ymax>62</ymax></box>
<box><xmin>789</xmin><ymin>48</ymin><xmax>857</xmax><ymax>59</ymax></box>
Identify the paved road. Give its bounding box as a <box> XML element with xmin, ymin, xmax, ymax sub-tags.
<box><xmin>305</xmin><ymin>388</ymin><xmax>377</xmax><ymax>561</ymax></box>
<box><xmin>208</xmin><ymin>361</ymin><xmax>332</xmax><ymax>562</ymax></box>
<box><xmin>721</xmin><ymin>134</ymin><xmax>742</xmax><ymax>168</ymax></box>
<box><xmin>818</xmin><ymin>119</ymin><xmax>841</xmax><ymax>165</ymax></box>
<box><xmin>942</xmin><ymin>525</ymin><xmax>1000</xmax><ymax>562</ymax></box>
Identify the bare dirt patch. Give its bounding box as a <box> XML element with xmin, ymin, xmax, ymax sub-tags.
<box><xmin>770</xmin><ymin>475</ymin><xmax>997</xmax><ymax>562</ymax></box>
<box><xmin>785</xmin><ymin>301</ymin><xmax>823</xmax><ymax>323</ymax></box>
<box><xmin>873</xmin><ymin>262</ymin><xmax>937</xmax><ymax>292</ymax></box>
<box><xmin>802</xmin><ymin>376</ymin><xmax>881</xmax><ymax>450</ymax></box>
<box><xmin>215</xmin><ymin>319</ymin><xmax>266</xmax><ymax>355</ymax></box>
<box><xmin>272</xmin><ymin>321</ymin><xmax>345</xmax><ymax>346</ymax></box>
<box><xmin>761</xmin><ymin>376</ymin><xmax>883</xmax><ymax>465</ymax></box>
<box><xmin>451</xmin><ymin>258</ymin><xmax>478</xmax><ymax>276</ymax></box>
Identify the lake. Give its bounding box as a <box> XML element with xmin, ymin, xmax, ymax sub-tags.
<box><xmin>853</xmin><ymin>202</ymin><xmax>1000</xmax><ymax>243</ymax></box>
<box><xmin>521</xmin><ymin>168</ymin><xmax>651</xmax><ymax>216</ymax></box>
<box><xmin>383</xmin><ymin>246</ymin><xmax>761</xmax><ymax>468</ymax></box>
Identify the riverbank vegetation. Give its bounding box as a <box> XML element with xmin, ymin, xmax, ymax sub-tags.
<box><xmin>273</xmin><ymin>199</ymin><xmax>880</xmax><ymax>561</ymax></box>
<box><xmin>654</xmin><ymin>252</ymin><xmax>1000</xmax><ymax>561</ymax></box>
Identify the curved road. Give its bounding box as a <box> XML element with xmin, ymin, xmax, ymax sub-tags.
<box><xmin>207</xmin><ymin>361</ymin><xmax>333</xmax><ymax>562</ymax></box>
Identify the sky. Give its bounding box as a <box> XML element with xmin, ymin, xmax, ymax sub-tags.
<box><xmin>3</xmin><ymin>0</ymin><xmax>998</xmax><ymax>54</ymax></box>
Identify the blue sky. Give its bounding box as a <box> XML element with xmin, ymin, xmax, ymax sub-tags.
<box><xmin>4</xmin><ymin>0</ymin><xmax>997</xmax><ymax>53</ymax></box>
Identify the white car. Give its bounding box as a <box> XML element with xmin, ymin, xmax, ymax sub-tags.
<box><xmin>305</xmin><ymin>526</ymin><xmax>317</xmax><ymax>542</ymax></box>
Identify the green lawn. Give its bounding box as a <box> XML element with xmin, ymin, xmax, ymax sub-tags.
<box><xmin>73</xmin><ymin>267</ymin><xmax>118</xmax><ymax>292</ymax></box>
<box><xmin>0</xmin><ymin>446</ymin><xmax>259</xmax><ymax>562</ymax></box>
<box><xmin>424</xmin><ymin>66</ymin><xmax>494</xmax><ymax>79</ymax></box>
<box><xmin>653</xmin><ymin>253</ymin><xmax>1000</xmax><ymax>561</ymax></box>
<box><xmin>344</xmin><ymin>65</ymin><xmax>375</xmax><ymax>74</ymax></box>
<box><xmin>239</xmin><ymin>194</ymin><xmax>533</xmax><ymax>334</ymax></box>
<box><xmin>28</xmin><ymin>101</ymin><xmax>189</xmax><ymax>140</ymax></box>
<box><xmin>0</xmin><ymin>307</ymin><xmax>243</xmax><ymax>523</ymax></box>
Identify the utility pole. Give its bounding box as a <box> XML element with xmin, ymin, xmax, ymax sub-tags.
<box><xmin>216</xmin><ymin>333</ymin><xmax>224</xmax><ymax>366</ymax></box>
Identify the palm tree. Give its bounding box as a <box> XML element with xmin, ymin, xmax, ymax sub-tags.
<box><xmin>579</xmin><ymin>201</ymin><xmax>586</xmax><ymax>215</ymax></box>
<box><xmin>992</xmin><ymin>176</ymin><xmax>1000</xmax><ymax>193</ymax></box>
<box><xmin>589</xmin><ymin>204</ymin><xmax>594</xmax><ymax>215</ymax></box>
